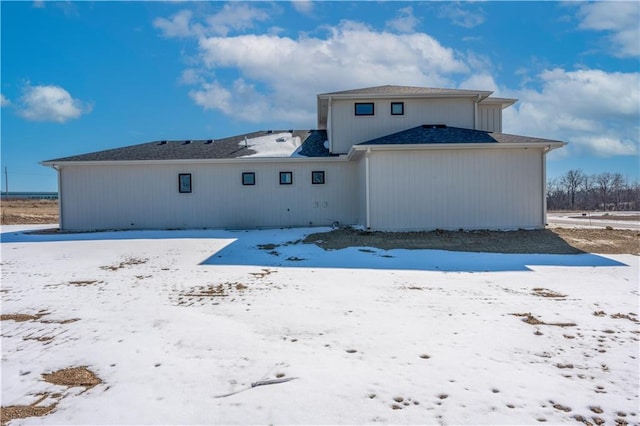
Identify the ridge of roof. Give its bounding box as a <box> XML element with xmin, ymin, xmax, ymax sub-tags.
<box><xmin>318</xmin><ymin>85</ymin><xmax>492</xmax><ymax>97</ymax></box>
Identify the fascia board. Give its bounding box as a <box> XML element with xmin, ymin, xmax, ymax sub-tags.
<box><xmin>349</xmin><ymin>141</ymin><xmax>566</xmax><ymax>155</ymax></box>
<box><xmin>41</xmin><ymin>156</ymin><xmax>351</xmax><ymax>168</ymax></box>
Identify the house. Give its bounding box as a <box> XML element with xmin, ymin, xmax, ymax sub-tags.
<box><xmin>42</xmin><ymin>85</ymin><xmax>566</xmax><ymax>232</ymax></box>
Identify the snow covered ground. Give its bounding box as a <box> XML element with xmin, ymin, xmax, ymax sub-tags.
<box><xmin>547</xmin><ymin>212</ymin><xmax>640</xmax><ymax>230</ymax></box>
<box><xmin>1</xmin><ymin>225</ymin><xmax>638</xmax><ymax>425</ymax></box>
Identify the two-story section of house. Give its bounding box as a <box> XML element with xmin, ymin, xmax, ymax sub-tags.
<box><xmin>43</xmin><ymin>85</ymin><xmax>565</xmax><ymax>232</ymax></box>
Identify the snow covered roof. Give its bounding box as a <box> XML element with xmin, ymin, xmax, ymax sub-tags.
<box><xmin>43</xmin><ymin>130</ymin><xmax>332</xmax><ymax>164</ymax></box>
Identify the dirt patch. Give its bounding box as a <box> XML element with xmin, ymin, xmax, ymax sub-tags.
<box><xmin>303</xmin><ymin>227</ymin><xmax>639</xmax><ymax>255</ymax></box>
<box><xmin>532</xmin><ymin>288</ymin><xmax>567</xmax><ymax>299</ymax></box>
<box><xmin>1</xmin><ymin>394</ymin><xmax>57</xmax><ymax>426</ymax></box>
<box><xmin>1</xmin><ymin>312</ymin><xmax>49</xmax><ymax>322</ymax></box>
<box><xmin>42</xmin><ymin>366</ymin><xmax>102</xmax><ymax>389</ymax></box>
<box><xmin>511</xmin><ymin>313</ymin><xmax>577</xmax><ymax>327</ymax></box>
<box><xmin>68</xmin><ymin>280</ymin><xmax>102</xmax><ymax>287</ymax></box>
<box><xmin>1</xmin><ymin>199</ymin><xmax>58</xmax><ymax>225</ymax></box>
<box><xmin>100</xmin><ymin>258</ymin><xmax>147</xmax><ymax>271</ymax></box>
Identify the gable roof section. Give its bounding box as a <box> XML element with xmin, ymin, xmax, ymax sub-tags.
<box><xmin>356</xmin><ymin>125</ymin><xmax>565</xmax><ymax>147</ymax></box>
<box><xmin>318</xmin><ymin>85</ymin><xmax>492</xmax><ymax>98</ymax></box>
<box><xmin>43</xmin><ymin>130</ymin><xmax>332</xmax><ymax>164</ymax></box>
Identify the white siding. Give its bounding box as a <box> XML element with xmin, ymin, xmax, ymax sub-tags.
<box><xmin>478</xmin><ymin>105</ymin><xmax>503</xmax><ymax>132</ymax></box>
<box><xmin>59</xmin><ymin>161</ymin><xmax>358</xmax><ymax>231</ymax></box>
<box><xmin>330</xmin><ymin>98</ymin><xmax>475</xmax><ymax>154</ymax></box>
<box><xmin>364</xmin><ymin>148</ymin><xmax>544</xmax><ymax>231</ymax></box>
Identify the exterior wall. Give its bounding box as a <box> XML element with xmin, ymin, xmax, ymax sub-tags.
<box><xmin>329</xmin><ymin>98</ymin><xmax>475</xmax><ymax>154</ymax></box>
<box><xmin>478</xmin><ymin>105</ymin><xmax>503</xmax><ymax>132</ymax></box>
<box><xmin>59</xmin><ymin>160</ymin><xmax>358</xmax><ymax>231</ymax></box>
<box><xmin>363</xmin><ymin>148</ymin><xmax>544</xmax><ymax>231</ymax></box>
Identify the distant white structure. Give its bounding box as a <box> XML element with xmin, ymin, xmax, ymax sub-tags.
<box><xmin>43</xmin><ymin>85</ymin><xmax>565</xmax><ymax>231</ymax></box>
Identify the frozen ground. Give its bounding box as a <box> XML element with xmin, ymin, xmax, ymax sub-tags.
<box><xmin>1</xmin><ymin>225</ymin><xmax>638</xmax><ymax>425</ymax></box>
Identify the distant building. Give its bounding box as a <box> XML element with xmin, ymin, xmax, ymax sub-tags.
<box><xmin>42</xmin><ymin>85</ymin><xmax>565</xmax><ymax>231</ymax></box>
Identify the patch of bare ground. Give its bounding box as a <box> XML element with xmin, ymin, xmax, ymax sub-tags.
<box><xmin>303</xmin><ymin>227</ymin><xmax>639</xmax><ymax>255</ymax></box>
<box><xmin>1</xmin><ymin>367</ymin><xmax>101</xmax><ymax>426</ymax></box>
<box><xmin>1</xmin><ymin>311</ymin><xmax>79</xmax><ymax>324</ymax></box>
<box><xmin>511</xmin><ymin>313</ymin><xmax>577</xmax><ymax>327</ymax></box>
<box><xmin>532</xmin><ymin>288</ymin><xmax>567</xmax><ymax>298</ymax></box>
<box><xmin>1</xmin><ymin>199</ymin><xmax>58</xmax><ymax>225</ymax></box>
<box><xmin>43</xmin><ymin>366</ymin><xmax>102</xmax><ymax>389</ymax></box>
<box><xmin>100</xmin><ymin>257</ymin><xmax>147</xmax><ymax>271</ymax></box>
<box><xmin>176</xmin><ymin>282</ymin><xmax>249</xmax><ymax>306</ymax></box>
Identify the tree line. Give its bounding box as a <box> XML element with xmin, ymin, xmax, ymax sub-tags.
<box><xmin>547</xmin><ymin>170</ymin><xmax>640</xmax><ymax>211</ymax></box>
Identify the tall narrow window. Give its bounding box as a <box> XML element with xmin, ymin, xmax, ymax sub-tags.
<box><xmin>242</xmin><ymin>172</ymin><xmax>255</xmax><ymax>186</ymax></box>
<box><xmin>178</xmin><ymin>173</ymin><xmax>192</xmax><ymax>193</ymax></box>
<box><xmin>391</xmin><ymin>102</ymin><xmax>404</xmax><ymax>115</ymax></box>
<box><xmin>280</xmin><ymin>171</ymin><xmax>293</xmax><ymax>185</ymax></box>
<box><xmin>355</xmin><ymin>102</ymin><xmax>374</xmax><ymax>116</ymax></box>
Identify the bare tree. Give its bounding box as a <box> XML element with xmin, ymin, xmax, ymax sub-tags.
<box><xmin>611</xmin><ymin>173</ymin><xmax>625</xmax><ymax>210</ymax></box>
<box><xmin>560</xmin><ymin>169</ymin><xmax>585</xmax><ymax>210</ymax></box>
<box><xmin>596</xmin><ymin>172</ymin><xmax>613</xmax><ymax>210</ymax></box>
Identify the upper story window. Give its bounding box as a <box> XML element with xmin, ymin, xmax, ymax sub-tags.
<box><xmin>354</xmin><ymin>102</ymin><xmax>374</xmax><ymax>116</ymax></box>
<box><xmin>178</xmin><ymin>173</ymin><xmax>192</xmax><ymax>193</ymax></box>
<box><xmin>311</xmin><ymin>171</ymin><xmax>325</xmax><ymax>185</ymax></box>
<box><xmin>391</xmin><ymin>102</ymin><xmax>404</xmax><ymax>115</ymax></box>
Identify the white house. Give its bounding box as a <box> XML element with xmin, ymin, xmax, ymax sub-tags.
<box><xmin>42</xmin><ymin>85</ymin><xmax>565</xmax><ymax>232</ymax></box>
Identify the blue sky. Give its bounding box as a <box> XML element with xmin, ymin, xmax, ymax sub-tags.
<box><xmin>1</xmin><ymin>1</ymin><xmax>639</xmax><ymax>192</ymax></box>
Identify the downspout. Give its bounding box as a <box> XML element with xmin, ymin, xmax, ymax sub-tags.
<box><xmin>365</xmin><ymin>148</ymin><xmax>371</xmax><ymax>229</ymax></box>
<box><xmin>55</xmin><ymin>165</ymin><xmax>63</xmax><ymax>230</ymax></box>
<box><xmin>327</xmin><ymin>96</ymin><xmax>333</xmax><ymax>153</ymax></box>
<box><xmin>541</xmin><ymin>147</ymin><xmax>549</xmax><ymax>228</ymax></box>
<box><xmin>474</xmin><ymin>94</ymin><xmax>480</xmax><ymax>130</ymax></box>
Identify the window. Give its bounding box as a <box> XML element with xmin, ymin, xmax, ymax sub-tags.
<box><xmin>311</xmin><ymin>171</ymin><xmax>325</xmax><ymax>185</ymax></box>
<box><xmin>391</xmin><ymin>102</ymin><xmax>404</xmax><ymax>115</ymax></box>
<box><xmin>355</xmin><ymin>102</ymin><xmax>374</xmax><ymax>116</ymax></box>
<box><xmin>280</xmin><ymin>171</ymin><xmax>293</xmax><ymax>185</ymax></box>
<box><xmin>178</xmin><ymin>173</ymin><xmax>192</xmax><ymax>193</ymax></box>
<box><xmin>242</xmin><ymin>172</ymin><xmax>255</xmax><ymax>186</ymax></box>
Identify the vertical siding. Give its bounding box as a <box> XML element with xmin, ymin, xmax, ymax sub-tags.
<box><xmin>59</xmin><ymin>161</ymin><xmax>358</xmax><ymax>231</ymax></box>
<box><xmin>366</xmin><ymin>149</ymin><xmax>544</xmax><ymax>231</ymax></box>
<box><xmin>478</xmin><ymin>105</ymin><xmax>502</xmax><ymax>132</ymax></box>
<box><xmin>330</xmin><ymin>98</ymin><xmax>475</xmax><ymax>154</ymax></box>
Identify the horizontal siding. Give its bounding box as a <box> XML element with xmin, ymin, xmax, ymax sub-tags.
<box><xmin>478</xmin><ymin>105</ymin><xmax>502</xmax><ymax>132</ymax></box>
<box><xmin>330</xmin><ymin>98</ymin><xmax>475</xmax><ymax>154</ymax></box>
<box><xmin>366</xmin><ymin>149</ymin><xmax>544</xmax><ymax>231</ymax></box>
<box><xmin>60</xmin><ymin>161</ymin><xmax>358</xmax><ymax>231</ymax></box>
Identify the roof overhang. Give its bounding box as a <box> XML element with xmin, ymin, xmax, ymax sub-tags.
<box><xmin>347</xmin><ymin>140</ymin><xmax>567</xmax><ymax>160</ymax></box>
<box><xmin>479</xmin><ymin>97</ymin><xmax>518</xmax><ymax>108</ymax></box>
<box><xmin>317</xmin><ymin>91</ymin><xmax>493</xmax><ymax>101</ymax></box>
<box><xmin>41</xmin><ymin>155</ymin><xmax>350</xmax><ymax>168</ymax></box>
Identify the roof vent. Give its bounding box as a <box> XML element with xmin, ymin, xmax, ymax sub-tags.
<box><xmin>159</xmin><ymin>140</ymin><xmax>167</xmax><ymax>145</ymax></box>
<box><xmin>422</xmin><ymin>124</ymin><xmax>447</xmax><ymax>129</ymax></box>
<box><xmin>266</xmin><ymin>130</ymin><xmax>273</xmax><ymax>134</ymax></box>
<box><xmin>205</xmin><ymin>139</ymin><xmax>213</xmax><ymax>144</ymax></box>
<box><xmin>183</xmin><ymin>140</ymin><xmax>191</xmax><ymax>145</ymax></box>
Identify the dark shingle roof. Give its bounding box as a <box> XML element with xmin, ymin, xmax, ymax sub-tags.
<box><xmin>319</xmin><ymin>85</ymin><xmax>490</xmax><ymax>97</ymax></box>
<box><xmin>44</xmin><ymin>130</ymin><xmax>332</xmax><ymax>163</ymax></box>
<box><xmin>359</xmin><ymin>125</ymin><xmax>564</xmax><ymax>146</ymax></box>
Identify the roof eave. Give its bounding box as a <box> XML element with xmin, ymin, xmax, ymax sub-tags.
<box><xmin>318</xmin><ymin>91</ymin><xmax>493</xmax><ymax>100</ymax></box>
<box><xmin>347</xmin><ymin>141</ymin><xmax>566</xmax><ymax>159</ymax></box>
<box><xmin>41</xmin><ymin>156</ymin><xmax>350</xmax><ymax>167</ymax></box>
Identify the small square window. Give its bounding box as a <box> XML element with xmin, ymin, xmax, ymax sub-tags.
<box><xmin>311</xmin><ymin>171</ymin><xmax>325</xmax><ymax>185</ymax></box>
<box><xmin>355</xmin><ymin>102</ymin><xmax>374</xmax><ymax>116</ymax></box>
<box><xmin>391</xmin><ymin>102</ymin><xmax>404</xmax><ymax>115</ymax></box>
<box><xmin>178</xmin><ymin>173</ymin><xmax>192</xmax><ymax>193</ymax></box>
<box><xmin>242</xmin><ymin>172</ymin><xmax>255</xmax><ymax>186</ymax></box>
<box><xmin>280</xmin><ymin>171</ymin><xmax>293</xmax><ymax>185</ymax></box>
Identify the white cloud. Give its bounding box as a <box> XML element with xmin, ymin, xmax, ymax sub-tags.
<box><xmin>154</xmin><ymin>10</ymin><xmax>197</xmax><ymax>38</ymax></box>
<box><xmin>385</xmin><ymin>6</ymin><xmax>420</xmax><ymax>34</ymax></box>
<box><xmin>504</xmin><ymin>68</ymin><xmax>640</xmax><ymax>157</ymax></box>
<box><xmin>438</xmin><ymin>3</ymin><xmax>485</xmax><ymax>29</ymax></box>
<box><xmin>18</xmin><ymin>84</ymin><xmax>91</xmax><ymax>123</ymax></box>
<box><xmin>205</xmin><ymin>3</ymin><xmax>269</xmax><ymax>37</ymax></box>
<box><xmin>577</xmin><ymin>1</ymin><xmax>640</xmax><ymax>58</ymax></box>
<box><xmin>0</xmin><ymin>94</ymin><xmax>10</xmax><ymax>107</ymax></box>
<box><xmin>291</xmin><ymin>0</ymin><xmax>314</xmax><ymax>16</ymax></box>
<box><xmin>187</xmin><ymin>20</ymin><xmax>469</xmax><ymax>126</ymax></box>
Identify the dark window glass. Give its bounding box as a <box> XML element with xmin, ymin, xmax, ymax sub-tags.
<box><xmin>391</xmin><ymin>102</ymin><xmax>404</xmax><ymax>115</ymax></box>
<box><xmin>355</xmin><ymin>102</ymin><xmax>374</xmax><ymax>116</ymax></box>
<box><xmin>312</xmin><ymin>171</ymin><xmax>325</xmax><ymax>185</ymax></box>
<box><xmin>280</xmin><ymin>171</ymin><xmax>293</xmax><ymax>185</ymax></box>
<box><xmin>242</xmin><ymin>172</ymin><xmax>255</xmax><ymax>186</ymax></box>
<box><xmin>178</xmin><ymin>173</ymin><xmax>192</xmax><ymax>193</ymax></box>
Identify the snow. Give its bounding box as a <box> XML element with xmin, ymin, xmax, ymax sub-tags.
<box><xmin>238</xmin><ymin>132</ymin><xmax>301</xmax><ymax>158</ymax></box>
<box><xmin>1</xmin><ymin>225</ymin><xmax>638</xmax><ymax>425</ymax></box>
<box><xmin>547</xmin><ymin>212</ymin><xmax>640</xmax><ymax>230</ymax></box>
